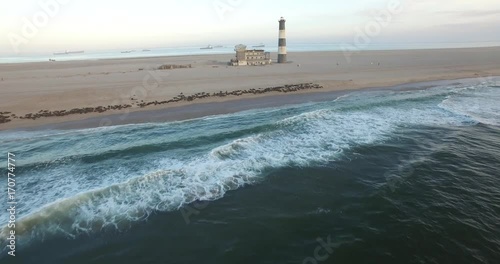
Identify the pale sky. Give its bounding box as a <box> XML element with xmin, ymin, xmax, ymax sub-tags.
<box><xmin>1</xmin><ymin>0</ymin><xmax>499</xmax><ymax>55</ymax></box>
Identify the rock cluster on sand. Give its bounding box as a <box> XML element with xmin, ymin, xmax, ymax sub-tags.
<box><xmin>0</xmin><ymin>83</ymin><xmax>323</xmax><ymax>124</ymax></box>
<box><xmin>0</xmin><ymin>112</ymin><xmax>12</xmax><ymax>123</ymax></box>
<box><xmin>158</xmin><ymin>64</ymin><xmax>192</xmax><ymax>70</ymax></box>
<box><xmin>1</xmin><ymin>105</ymin><xmax>133</xmax><ymax>123</ymax></box>
<box><xmin>136</xmin><ymin>83</ymin><xmax>323</xmax><ymax>107</ymax></box>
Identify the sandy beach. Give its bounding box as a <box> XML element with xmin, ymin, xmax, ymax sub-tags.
<box><xmin>1</xmin><ymin>46</ymin><xmax>500</xmax><ymax>130</ymax></box>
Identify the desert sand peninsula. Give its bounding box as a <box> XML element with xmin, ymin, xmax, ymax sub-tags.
<box><xmin>1</xmin><ymin>46</ymin><xmax>500</xmax><ymax>130</ymax></box>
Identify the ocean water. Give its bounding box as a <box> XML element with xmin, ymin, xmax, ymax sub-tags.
<box><xmin>1</xmin><ymin>80</ymin><xmax>499</xmax><ymax>263</ymax></box>
<box><xmin>1</xmin><ymin>41</ymin><xmax>500</xmax><ymax>64</ymax></box>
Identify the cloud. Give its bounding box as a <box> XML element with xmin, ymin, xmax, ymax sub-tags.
<box><xmin>435</xmin><ymin>9</ymin><xmax>500</xmax><ymax>17</ymax></box>
<box><xmin>1</xmin><ymin>0</ymin><xmax>499</xmax><ymax>55</ymax></box>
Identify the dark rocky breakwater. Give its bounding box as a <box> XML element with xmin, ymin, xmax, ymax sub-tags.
<box><xmin>0</xmin><ymin>83</ymin><xmax>323</xmax><ymax>124</ymax></box>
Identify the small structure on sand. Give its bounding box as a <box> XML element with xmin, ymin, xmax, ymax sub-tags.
<box><xmin>230</xmin><ymin>44</ymin><xmax>272</xmax><ymax>66</ymax></box>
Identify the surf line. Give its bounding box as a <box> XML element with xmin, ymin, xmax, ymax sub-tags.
<box><xmin>6</xmin><ymin>152</ymin><xmax>16</xmax><ymax>257</ymax></box>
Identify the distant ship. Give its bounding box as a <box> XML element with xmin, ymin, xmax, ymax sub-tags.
<box><xmin>252</xmin><ymin>43</ymin><xmax>265</xmax><ymax>48</ymax></box>
<box><xmin>53</xmin><ymin>50</ymin><xmax>84</xmax><ymax>55</ymax></box>
<box><xmin>142</xmin><ymin>49</ymin><xmax>151</xmax><ymax>52</ymax></box>
<box><xmin>200</xmin><ymin>45</ymin><xmax>213</xmax><ymax>50</ymax></box>
<box><xmin>213</xmin><ymin>45</ymin><xmax>224</xmax><ymax>48</ymax></box>
<box><xmin>121</xmin><ymin>50</ymin><xmax>133</xmax><ymax>53</ymax></box>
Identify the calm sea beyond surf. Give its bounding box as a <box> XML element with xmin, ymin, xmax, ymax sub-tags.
<box><xmin>1</xmin><ymin>79</ymin><xmax>499</xmax><ymax>263</ymax></box>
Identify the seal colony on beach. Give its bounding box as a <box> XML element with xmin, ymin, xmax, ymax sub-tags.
<box><xmin>0</xmin><ymin>83</ymin><xmax>323</xmax><ymax>123</ymax></box>
<box><xmin>1</xmin><ymin>47</ymin><xmax>500</xmax><ymax>130</ymax></box>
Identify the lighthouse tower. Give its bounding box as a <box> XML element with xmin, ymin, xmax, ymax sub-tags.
<box><xmin>278</xmin><ymin>17</ymin><xmax>287</xmax><ymax>63</ymax></box>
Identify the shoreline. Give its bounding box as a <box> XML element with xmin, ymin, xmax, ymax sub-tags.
<box><xmin>2</xmin><ymin>44</ymin><xmax>500</xmax><ymax>65</ymax></box>
<box><xmin>1</xmin><ymin>47</ymin><xmax>499</xmax><ymax>131</ymax></box>
<box><xmin>2</xmin><ymin>76</ymin><xmax>497</xmax><ymax>132</ymax></box>
<box><xmin>0</xmin><ymin>83</ymin><xmax>324</xmax><ymax>125</ymax></box>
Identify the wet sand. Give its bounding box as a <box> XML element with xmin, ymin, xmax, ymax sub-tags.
<box><xmin>13</xmin><ymin>76</ymin><xmax>496</xmax><ymax>131</ymax></box>
<box><xmin>1</xmin><ymin>47</ymin><xmax>500</xmax><ymax>130</ymax></box>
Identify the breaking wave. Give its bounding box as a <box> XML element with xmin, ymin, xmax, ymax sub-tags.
<box><xmin>1</xmin><ymin>81</ymin><xmax>498</xmax><ymax>247</ymax></box>
<box><xmin>439</xmin><ymin>85</ymin><xmax>500</xmax><ymax>126</ymax></box>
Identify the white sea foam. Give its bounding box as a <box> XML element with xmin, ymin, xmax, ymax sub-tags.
<box><xmin>439</xmin><ymin>86</ymin><xmax>500</xmax><ymax>126</ymax></box>
<box><xmin>1</xmin><ymin>83</ymin><xmax>494</xmax><ymax>245</ymax></box>
<box><xmin>333</xmin><ymin>93</ymin><xmax>352</xmax><ymax>102</ymax></box>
